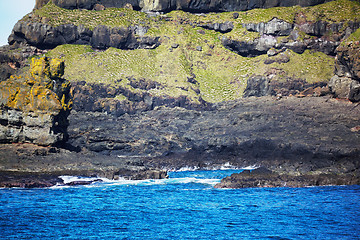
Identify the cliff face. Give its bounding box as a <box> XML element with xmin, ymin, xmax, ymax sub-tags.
<box><xmin>6</xmin><ymin>0</ymin><xmax>359</xmax><ymax>117</ymax></box>
<box><xmin>329</xmin><ymin>33</ymin><xmax>360</xmax><ymax>101</ymax></box>
<box><xmin>36</xmin><ymin>0</ymin><xmax>333</xmax><ymax>12</ymax></box>
<box><xmin>0</xmin><ymin>57</ymin><xmax>72</xmax><ymax>146</ymax></box>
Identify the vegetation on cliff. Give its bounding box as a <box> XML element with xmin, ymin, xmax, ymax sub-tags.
<box><xmin>26</xmin><ymin>0</ymin><xmax>358</xmax><ymax>104</ymax></box>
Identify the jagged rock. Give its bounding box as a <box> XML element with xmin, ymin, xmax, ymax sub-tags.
<box><xmin>0</xmin><ymin>57</ymin><xmax>72</xmax><ymax>146</ymax></box>
<box><xmin>243</xmin><ymin>75</ymin><xmax>271</xmax><ymax>97</ymax></box>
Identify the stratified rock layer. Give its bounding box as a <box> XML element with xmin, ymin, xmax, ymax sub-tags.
<box><xmin>0</xmin><ymin>57</ymin><xmax>72</xmax><ymax>146</ymax></box>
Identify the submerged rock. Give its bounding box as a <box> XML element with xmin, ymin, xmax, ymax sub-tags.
<box><xmin>0</xmin><ymin>57</ymin><xmax>72</xmax><ymax>146</ymax></box>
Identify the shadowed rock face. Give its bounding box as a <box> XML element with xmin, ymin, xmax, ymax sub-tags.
<box><xmin>0</xmin><ymin>57</ymin><xmax>72</xmax><ymax>146</ymax></box>
<box><xmin>35</xmin><ymin>0</ymin><xmax>333</xmax><ymax>12</ymax></box>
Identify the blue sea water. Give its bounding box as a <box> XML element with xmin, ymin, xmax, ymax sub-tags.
<box><xmin>1</xmin><ymin>169</ymin><xmax>360</xmax><ymax>239</ymax></box>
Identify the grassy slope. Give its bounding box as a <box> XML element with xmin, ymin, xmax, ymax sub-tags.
<box><xmin>27</xmin><ymin>0</ymin><xmax>359</xmax><ymax>103</ymax></box>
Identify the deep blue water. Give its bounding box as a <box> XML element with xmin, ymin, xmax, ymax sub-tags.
<box><xmin>1</xmin><ymin>169</ymin><xmax>360</xmax><ymax>239</ymax></box>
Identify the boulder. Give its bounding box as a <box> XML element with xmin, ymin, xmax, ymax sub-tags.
<box><xmin>243</xmin><ymin>75</ymin><xmax>272</xmax><ymax>97</ymax></box>
<box><xmin>0</xmin><ymin>57</ymin><xmax>72</xmax><ymax>146</ymax></box>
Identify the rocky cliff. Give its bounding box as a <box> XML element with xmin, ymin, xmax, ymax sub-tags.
<box><xmin>0</xmin><ymin>57</ymin><xmax>72</xmax><ymax>146</ymax></box>
<box><xmin>0</xmin><ymin>0</ymin><xmax>359</xmax><ymax>187</ymax></box>
<box><xmin>329</xmin><ymin>31</ymin><xmax>360</xmax><ymax>101</ymax></box>
<box><xmin>35</xmin><ymin>0</ymin><xmax>333</xmax><ymax>12</ymax></box>
<box><xmin>6</xmin><ymin>0</ymin><xmax>359</xmax><ymax>117</ymax></box>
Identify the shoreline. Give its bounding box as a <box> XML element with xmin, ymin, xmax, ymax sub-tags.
<box><xmin>1</xmin><ymin>96</ymin><xmax>359</xmax><ymax>188</ymax></box>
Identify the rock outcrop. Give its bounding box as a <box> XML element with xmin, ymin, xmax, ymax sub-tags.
<box><xmin>35</xmin><ymin>0</ymin><xmax>333</xmax><ymax>12</ymax></box>
<box><xmin>223</xmin><ymin>18</ymin><xmax>360</xmax><ymax>57</ymax></box>
<box><xmin>329</xmin><ymin>37</ymin><xmax>360</xmax><ymax>102</ymax></box>
<box><xmin>71</xmin><ymin>81</ymin><xmax>211</xmax><ymax>116</ymax></box>
<box><xmin>9</xmin><ymin>22</ymin><xmax>160</xmax><ymax>50</ymax></box>
<box><xmin>214</xmin><ymin>167</ymin><xmax>360</xmax><ymax>188</ymax></box>
<box><xmin>0</xmin><ymin>57</ymin><xmax>72</xmax><ymax>146</ymax></box>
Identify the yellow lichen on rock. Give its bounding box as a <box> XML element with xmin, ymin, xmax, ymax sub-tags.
<box><xmin>0</xmin><ymin>57</ymin><xmax>72</xmax><ymax>113</ymax></box>
<box><xmin>49</xmin><ymin>58</ymin><xmax>65</xmax><ymax>79</ymax></box>
<box><xmin>30</xmin><ymin>57</ymin><xmax>50</xmax><ymax>78</ymax></box>
<box><xmin>0</xmin><ymin>56</ymin><xmax>72</xmax><ymax>146</ymax></box>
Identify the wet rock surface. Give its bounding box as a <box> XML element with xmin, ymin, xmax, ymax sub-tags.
<box><xmin>214</xmin><ymin>167</ymin><xmax>360</xmax><ymax>188</ymax></box>
<box><xmin>0</xmin><ymin>143</ymin><xmax>168</xmax><ymax>188</ymax></box>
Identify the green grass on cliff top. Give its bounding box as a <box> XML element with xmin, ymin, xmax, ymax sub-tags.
<box><xmin>27</xmin><ymin>0</ymin><xmax>360</xmax><ymax>29</ymax></box>
<box><xmin>40</xmin><ymin>0</ymin><xmax>349</xmax><ymax>103</ymax></box>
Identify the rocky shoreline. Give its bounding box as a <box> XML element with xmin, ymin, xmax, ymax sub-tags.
<box><xmin>1</xmin><ymin>96</ymin><xmax>359</xmax><ymax>188</ymax></box>
<box><xmin>214</xmin><ymin>167</ymin><xmax>360</xmax><ymax>189</ymax></box>
<box><xmin>1</xmin><ymin>0</ymin><xmax>360</xmax><ymax>188</ymax></box>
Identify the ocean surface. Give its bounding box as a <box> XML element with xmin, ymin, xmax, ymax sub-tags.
<box><xmin>1</xmin><ymin>169</ymin><xmax>360</xmax><ymax>239</ymax></box>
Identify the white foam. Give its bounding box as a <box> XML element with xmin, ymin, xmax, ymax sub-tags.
<box><xmin>241</xmin><ymin>165</ymin><xmax>259</xmax><ymax>170</ymax></box>
<box><xmin>59</xmin><ymin>176</ymin><xmax>111</xmax><ymax>184</ymax></box>
<box><xmin>170</xmin><ymin>166</ymin><xmax>200</xmax><ymax>172</ymax></box>
<box><xmin>54</xmin><ymin>175</ymin><xmax>221</xmax><ymax>188</ymax></box>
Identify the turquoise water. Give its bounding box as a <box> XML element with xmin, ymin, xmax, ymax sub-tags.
<box><xmin>1</xmin><ymin>169</ymin><xmax>360</xmax><ymax>239</ymax></box>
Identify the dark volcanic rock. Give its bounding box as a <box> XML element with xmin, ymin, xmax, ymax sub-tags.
<box><xmin>71</xmin><ymin>81</ymin><xmax>211</xmax><ymax>116</ymax></box>
<box><xmin>0</xmin><ymin>171</ymin><xmax>64</xmax><ymax>188</ymax></box>
<box><xmin>214</xmin><ymin>167</ymin><xmax>360</xmax><ymax>188</ymax></box>
<box><xmin>0</xmin><ymin>143</ymin><xmax>168</xmax><ymax>188</ymax></box>
<box><xmin>9</xmin><ymin>22</ymin><xmax>160</xmax><ymax>51</ymax></box>
<box><xmin>67</xmin><ymin>96</ymin><xmax>360</xmax><ymax>173</ymax></box>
